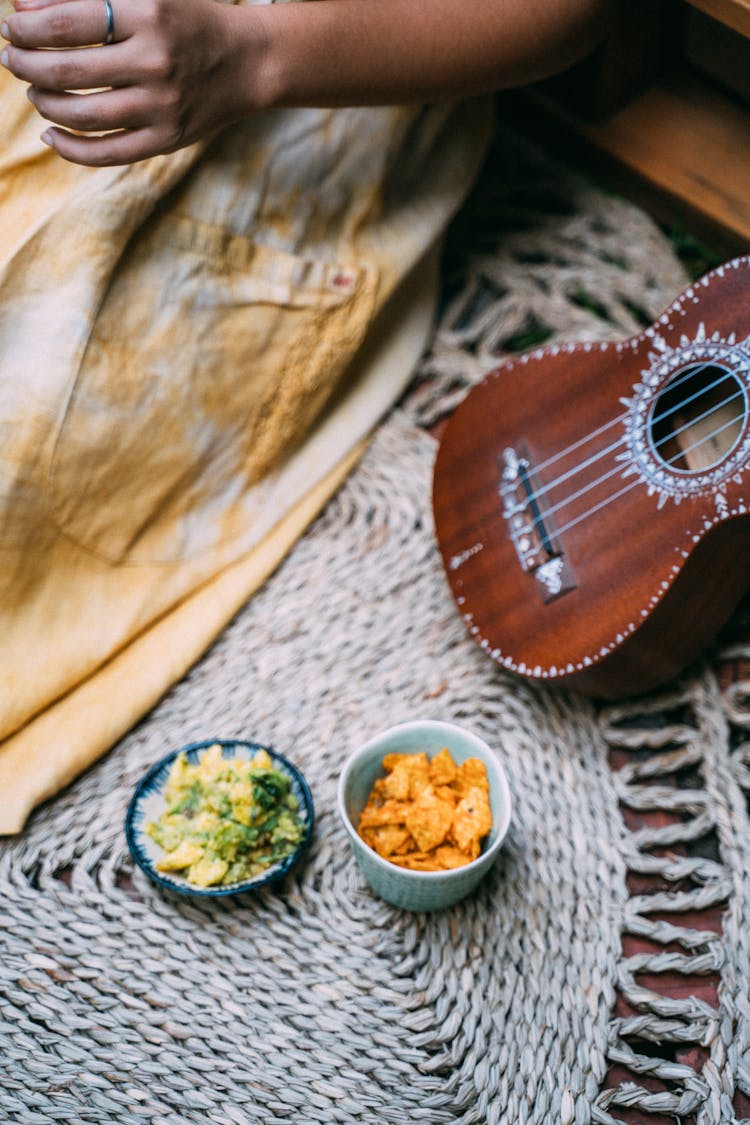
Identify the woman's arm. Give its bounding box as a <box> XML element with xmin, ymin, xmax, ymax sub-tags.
<box><xmin>259</xmin><ymin>0</ymin><xmax>607</xmax><ymax>107</ymax></box>
<box><xmin>0</xmin><ymin>0</ymin><xmax>608</xmax><ymax>165</ymax></box>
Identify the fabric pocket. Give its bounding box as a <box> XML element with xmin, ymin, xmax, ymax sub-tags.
<box><xmin>47</xmin><ymin>213</ymin><xmax>378</xmax><ymax>565</ymax></box>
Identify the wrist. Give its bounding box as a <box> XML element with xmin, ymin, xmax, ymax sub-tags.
<box><xmin>223</xmin><ymin>2</ymin><xmax>284</xmax><ymax>114</ymax></box>
<box><xmin>238</xmin><ymin>0</ymin><xmax>343</xmax><ymax>111</ymax></box>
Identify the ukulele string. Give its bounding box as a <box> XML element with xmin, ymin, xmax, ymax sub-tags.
<box><xmin>521</xmin><ymin>357</ymin><xmax>722</xmax><ymax>481</ymax></box>
<box><xmin>516</xmin><ymin>383</ymin><xmax>746</xmax><ymax>530</ymax></box>
<box><xmin>516</xmin><ymin>363</ymin><xmax>741</xmax><ymax>513</ymax></box>
<box><xmin>540</xmin><ymin>409</ymin><xmax>745</xmax><ymax>542</ymax></box>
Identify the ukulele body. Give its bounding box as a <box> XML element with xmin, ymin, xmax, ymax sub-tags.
<box><xmin>432</xmin><ymin>257</ymin><xmax>750</xmax><ymax>698</ymax></box>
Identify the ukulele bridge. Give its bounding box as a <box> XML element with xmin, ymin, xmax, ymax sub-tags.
<box><xmin>500</xmin><ymin>446</ymin><xmax>576</xmax><ymax>603</ymax></box>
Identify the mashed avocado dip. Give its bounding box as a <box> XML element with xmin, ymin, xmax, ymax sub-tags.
<box><xmin>146</xmin><ymin>744</ymin><xmax>305</xmax><ymax>887</ymax></box>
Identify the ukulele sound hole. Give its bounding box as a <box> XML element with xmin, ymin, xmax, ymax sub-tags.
<box><xmin>650</xmin><ymin>363</ymin><xmax>745</xmax><ymax>473</ymax></box>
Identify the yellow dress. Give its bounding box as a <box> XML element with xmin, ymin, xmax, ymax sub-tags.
<box><xmin>0</xmin><ymin>53</ymin><xmax>492</xmax><ymax>832</ymax></box>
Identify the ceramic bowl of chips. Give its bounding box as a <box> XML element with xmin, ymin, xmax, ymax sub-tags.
<box><xmin>337</xmin><ymin>719</ymin><xmax>511</xmax><ymax>911</ymax></box>
<box><xmin>126</xmin><ymin>739</ymin><xmax>314</xmax><ymax>897</ymax></box>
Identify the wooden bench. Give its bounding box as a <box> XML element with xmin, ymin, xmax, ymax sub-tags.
<box><xmin>505</xmin><ymin>0</ymin><xmax>750</xmax><ymax>254</ymax></box>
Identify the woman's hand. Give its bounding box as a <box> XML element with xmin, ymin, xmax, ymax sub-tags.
<box><xmin>0</xmin><ymin>0</ymin><xmax>271</xmax><ymax>165</ymax></box>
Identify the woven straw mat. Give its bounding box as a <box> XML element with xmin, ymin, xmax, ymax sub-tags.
<box><xmin>3</xmin><ymin>124</ymin><xmax>750</xmax><ymax>1125</ymax></box>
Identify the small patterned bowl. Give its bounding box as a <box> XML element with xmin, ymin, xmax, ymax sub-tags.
<box><xmin>125</xmin><ymin>738</ymin><xmax>314</xmax><ymax>897</ymax></box>
<box><xmin>337</xmin><ymin>720</ymin><xmax>511</xmax><ymax>911</ymax></box>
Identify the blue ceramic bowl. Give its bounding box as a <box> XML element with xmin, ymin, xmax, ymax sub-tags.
<box><xmin>338</xmin><ymin>720</ymin><xmax>511</xmax><ymax>911</ymax></box>
<box><xmin>125</xmin><ymin>738</ymin><xmax>314</xmax><ymax>897</ymax></box>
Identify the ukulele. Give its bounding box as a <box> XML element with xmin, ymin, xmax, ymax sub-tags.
<box><xmin>432</xmin><ymin>256</ymin><xmax>750</xmax><ymax>698</ymax></box>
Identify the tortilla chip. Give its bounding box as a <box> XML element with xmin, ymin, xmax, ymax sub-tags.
<box><xmin>451</xmin><ymin>786</ymin><xmax>492</xmax><ymax>854</ymax></box>
<box><xmin>380</xmin><ymin>761</ymin><xmax>412</xmax><ymax>801</ymax></box>
<box><xmin>434</xmin><ymin>784</ymin><xmax>458</xmax><ymax>807</ymax></box>
<box><xmin>455</xmin><ymin>758</ymin><xmax>490</xmax><ymax>797</ymax></box>
<box><xmin>389</xmin><ymin>852</ymin><xmax>441</xmax><ymax>871</ymax></box>
<box><xmin>404</xmin><ymin>787</ymin><xmax>454</xmax><ymax>852</ymax></box>
<box><xmin>363</xmin><ymin>824</ymin><xmax>413</xmax><ymax>859</ymax></box>
<box><xmin>358</xmin><ymin>799</ymin><xmax>409</xmax><ymax>828</ymax></box>
<box><xmin>432</xmin><ymin>844</ymin><xmax>473</xmax><ymax>869</ymax></box>
<box><xmin>382</xmin><ymin>752</ymin><xmax>431</xmax><ymax>798</ymax></box>
<box><xmin>429</xmin><ymin>748</ymin><xmax>457</xmax><ymax>786</ymax></box>
<box><xmin>381</xmin><ymin>753</ymin><xmax>415</xmax><ymax>772</ymax></box>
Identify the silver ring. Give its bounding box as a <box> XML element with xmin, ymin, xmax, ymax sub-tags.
<box><xmin>102</xmin><ymin>0</ymin><xmax>115</xmax><ymax>44</ymax></box>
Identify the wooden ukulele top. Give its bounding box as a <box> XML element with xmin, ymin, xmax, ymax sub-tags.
<box><xmin>432</xmin><ymin>257</ymin><xmax>750</xmax><ymax>696</ymax></box>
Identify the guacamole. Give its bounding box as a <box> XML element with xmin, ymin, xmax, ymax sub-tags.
<box><xmin>146</xmin><ymin>744</ymin><xmax>306</xmax><ymax>887</ymax></box>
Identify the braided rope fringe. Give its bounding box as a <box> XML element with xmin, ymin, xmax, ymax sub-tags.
<box><xmin>594</xmin><ymin>679</ymin><xmax>733</xmax><ymax>1123</ymax></box>
<box><xmin>716</xmin><ymin>641</ymin><xmax>750</xmax><ymax>1119</ymax></box>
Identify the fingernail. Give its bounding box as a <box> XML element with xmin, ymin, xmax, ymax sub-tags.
<box><xmin>0</xmin><ymin>23</ymin><xmax>8</xmax><ymax>38</ymax></box>
<box><xmin>0</xmin><ymin>50</ymin><xmax>8</xmax><ymax>67</ymax></box>
<box><xmin>40</xmin><ymin>130</ymin><xmax>51</xmax><ymax>146</ymax></box>
<box><xmin>27</xmin><ymin>87</ymin><xmax>35</xmax><ymax>104</ymax></box>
